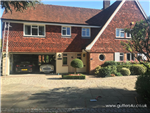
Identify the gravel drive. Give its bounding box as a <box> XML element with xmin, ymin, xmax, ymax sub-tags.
<box><xmin>1</xmin><ymin>74</ymin><xmax>150</xmax><ymax>113</ymax></box>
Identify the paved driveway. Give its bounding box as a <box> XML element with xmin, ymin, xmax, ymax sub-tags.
<box><xmin>1</xmin><ymin>74</ymin><xmax>150</xmax><ymax>113</ymax></box>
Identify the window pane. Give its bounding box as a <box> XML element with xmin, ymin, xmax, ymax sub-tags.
<box><xmin>25</xmin><ymin>25</ymin><xmax>31</xmax><ymax>35</ymax></box>
<box><xmin>82</xmin><ymin>30</ymin><xmax>86</xmax><ymax>36</ymax></box>
<box><xmin>62</xmin><ymin>27</ymin><xmax>66</xmax><ymax>30</ymax></box>
<box><xmin>127</xmin><ymin>54</ymin><xmax>130</xmax><ymax>61</ymax></box>
<box><xmin>32</xmin><ymin>28</ymin><xmax>38</xmax><ymax>35</ymax></box>
<box><xmin>131</xmin><ymin>54</ymin><xmax>134</xmax><ymax>60</ymax></box>
<box><xmin>77</xmin><ymin>57</ymin><xmax>81</xmax><ymax>59</ymax></box>
<box><xmin>127</xmin><ymin>32</ymin><xmax>131</xmax><ymax>37</ymax></box>
<box><xmin>77</xmin><ymin>54</ymin><xmax>81</xmax><ymax>56</ymax></box>
<box><xmin>120</xmin><ymin>56</ymin><xmax>123</xmax><ymax>61</ymax></box>
<box><xmin>67</xmin><ymin>27</ymin><xmax>70</xmax><ymax>35</ymax></box>
<box><xmin>62</xmin><ymin>30</ymin><xmax>66</xmax><ymax>35</ymax></box>
<box><xmin>120</xmin><ymin>53</ymin><xmax>123</xmax><ymax>55</ymax></box>
<box><xmin>116</xmin><ymin>29</ymin><xmax>119</xmax><ymax>37</ymax></box>
<box><xmin>121</xmin><ymin>32</ymin><xmax>124</xmax><ymax>37</ymax></box>
<box><xmin>63</xmin><ymin>57</ymin><xmax>67</xmax><ymax>65</ymax></box>
<box><xmin>63</xmin><ymin>54</ymin><xmax>67</xmax><ymax>56</ymax></box>
<box><xmin>86</xmin><ymin>28</ymin><xmax>90</xmax><ymax>36</ymax></box>
<box><xmin>82</xmin><ymin>28</ymin><xmax>85</xmax><ymax>31</ymax></box>
<box><xmin>39</xmin><ymin>26</ymin><xmax>44</xmax><ymax>35</ymax></box>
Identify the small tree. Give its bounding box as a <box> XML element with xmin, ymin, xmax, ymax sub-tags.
<box><xmin>121</xmin><ymin>17</ymin><xmax>150</xmax><ymax>70</ymax></box>
<box><xmin>71</xmin><ymin>58</ymin><xmax>83</xmax><ymax>74</ymax></box>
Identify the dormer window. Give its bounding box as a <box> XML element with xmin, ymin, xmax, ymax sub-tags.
<box><xmin>61</xmin><ymin>26</ymin><xmax>71</xmax><ymax>37</ymax></box>
<box><xmin>24</xmin><ymin>24</ymin><xmax>45</xmax><ymax>37</ymax></box>
<box><xmin>82</xmin><ymin>28</ymin><xmax>90</xmax><ymax>38</ymax></box>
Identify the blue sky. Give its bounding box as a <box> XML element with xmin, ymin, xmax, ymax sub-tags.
<box><xmin>0</xmin><ymin>0</ymin><xmax>150</xmax><ymax>39</ymax></box>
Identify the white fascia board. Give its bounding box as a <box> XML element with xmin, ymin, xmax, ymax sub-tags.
<box><xmin>2</xmin><ymin>20</ymin><xmax>101</xmax><ymax>28</ymax></box>
<box><xmin>85</xmin><ymin>0</ymin><xmax>126</xmax><ymax>52</ymax></box>
<box><xmin>135</xmin><ymin>0</ymin><xmax>148</xmax><ymax>19</ymax></box>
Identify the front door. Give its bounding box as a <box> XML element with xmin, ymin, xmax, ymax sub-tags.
<box><xmin>68</xmin><ymin>53</ymin><xmax>76</xmax><ymax>73</ymax></box>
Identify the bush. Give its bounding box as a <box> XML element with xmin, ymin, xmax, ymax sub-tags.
<box><xmin>106</xmin><ymin>74</ymin><xmax>115</xmax><ymax>77</ymax></box>
<box><xmin>62</xmin><ymin>74</ymin><xmax>85</xmax><ymax>79</ymax></box>
<box><xmin>108</xmin><ymin>65</ymin><xmax>117</xmax><ymax>74</ymax></box>
<box><xmin>71</xmin><ymin>58</ymin><xmax>83</xmax><ymax>68</ymax></box>
<box><xmin>103</xmin><ymin>61</ymin><xmax>117</xmax><ymax>67</ymax></box>
<box><xmin>117</xmin><ymin>65</ymin><xmax>131</xmax><ymax>72</ymax></box>
<box><xmin>136</xmin><ymin>73</ymin><xmax>150</xmax><ymax>101</ymax></box>
<box><xmin>120</xmin><ymin>68</ymin><xmax>131</xmax><ymax>76</ymax></box>
<box><xmin>98</xmin><ymin>67</ymin><xmax>111</xmax><ymax>77</ymax></box>
<box><xmin>114</xmin><ymin>72</ymin><xmax>123</xmax><ymax>76</ymax></box>
<box><xmin>130</xmin><ymin>65</ymin><xmax>147</xmax><ymax>75</ymax></box>
<box><xmin>95</xmin><ymin>66</ymin><xmax>101</xmax><ymax>75</ymax></box>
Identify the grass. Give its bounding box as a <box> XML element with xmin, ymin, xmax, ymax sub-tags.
<box><xmin>62</xmin><ymin>73</ymin><xmax>85</xmax><ymax>79</ymax></box>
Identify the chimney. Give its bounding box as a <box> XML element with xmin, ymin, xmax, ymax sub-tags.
<box><xmin>103</xmin><ymin>0</ymin><xmax>110</xmax><ymax>9</ymax></box>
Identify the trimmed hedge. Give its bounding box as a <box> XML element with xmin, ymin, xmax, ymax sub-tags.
<box><xmin>136</xmin><ymin>73</ymin><xmax>150</xmax><ymax>101</ymax></box>
<box><xmin>130</xmin><ymin>65</ymin><xmax>147</xmax><ymax>75</ymax></box>
<box><xmin>120</xmin><ymin>68</ymin><xmax>131</xmax><ymax>76</ymax></box>
<box><xmin>62</xmin><ymin>74</ymin><xmax>85</xmax><ymax>79</ymax></box>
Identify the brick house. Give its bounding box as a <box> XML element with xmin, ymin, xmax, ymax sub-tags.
<box><xmin>1</xmin><ymin>0</ymin><xmax>147</xmax><ymax>75</ymax></box>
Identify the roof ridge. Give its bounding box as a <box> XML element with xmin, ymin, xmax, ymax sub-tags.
<box><xmin>38</xmin><ymin>3</ymin><xmax>102</xmax><ymax>11</ymax></box>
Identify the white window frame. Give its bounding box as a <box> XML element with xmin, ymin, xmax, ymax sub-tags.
<box><xmin>61</xmin><ymin>26</ymin><xmax>71</xmax><ymax>37</ymax></box>
<box><xmin>82</xmin><ymin>27</ymin><xmax>91</xmax><ymax>37</ymax></box>
<box><xmin>126</xmin><ymin>32</ymin><xmax>131</xmax><ymax>38</ymax></box>
<box><xmin>23</xmin><ymin>24</ymin><xmax>46</xmax><ymax>37</ymax></box>
<box><xmin>119</xmin><ymin>53</ymin><xmax>124</xmax><ymax>61</ymax></box>
<box><xmin>127</xmin><ymin>53</ymin><xmax>135</xmax><ymax>61</ymax></box>
<box><xmin>116</xmin><ymin>28</ymin><xmax>125</xmax><ymax>38</ymax></box>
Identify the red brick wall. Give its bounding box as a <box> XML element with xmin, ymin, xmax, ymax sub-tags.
<box><xmin>89</xmin><ymin>52</ymin><xmax>114</xmax><ymax>74</ymax></box>
<box><xmin>91</xmin><ymin>1</ymin><xmax>146</xmax><ymax>53</ymax></box>
<box><xmin>6</xmin><ymin>23</ymin><xmax>99</xmax><ymax>53</ymax></box>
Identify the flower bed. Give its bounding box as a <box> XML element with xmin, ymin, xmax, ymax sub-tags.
<box><xmin>62</xmin><ymin>74</ymin><xmax>85</xmax><ymax>79</ymax></box>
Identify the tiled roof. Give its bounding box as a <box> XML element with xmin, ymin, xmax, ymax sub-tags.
<box><xmin>1</xmin><ymin>4</ymin><xmax>102</xmax><ymax>26</ymax></box>
<box><xmin>1</xmin><ymin>1</ymin><xmax>121</xmax><ymax>26</ymax></box>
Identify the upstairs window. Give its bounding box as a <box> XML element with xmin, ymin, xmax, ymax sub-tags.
<box><xmin>82</xmin><ymin>28</ymin><xmax>90</xmax><ymax>38</ymax></box>
<box><xmin>24</xmin><ymin>24</ymin><xmax>45</xmax><ymax>37</ymax></box>
<box><xmin>116</xmin><ymin>28</ymin><xmax>125</xmax><ymax>38</ymax></box>
<box><xmin>62</xmin><ymin>26</ymin><xmax>71</xmax><ymax>36</ymax></box>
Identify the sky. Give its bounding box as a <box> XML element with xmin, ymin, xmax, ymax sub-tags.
<box><xmin>0</xmin><ymin>0</ymin><xmax>150</xmax><ymax>39</ymax></box>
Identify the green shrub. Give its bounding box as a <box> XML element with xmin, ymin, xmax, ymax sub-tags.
<box><xmin>116</xmin><ymin>62</ymin><xmax>121</xmax><ymax>65</ymax></box>
<box><xmin>98</xmin><ymin>67</ymin><xmax>111</xmax><ymax>77</ymax></box>
<box><xmin>108</xmin><ymin>65</ymin><xmax>117</xmax><ymax>74</ymax></box>
<box><xmin>130</xmin><ymin>65</ymin><xmax>147</xmax><ymax>75</ymax></box>
<box><xmin>117</xmin><ymin>65</ymin><xmax>131</xmax><ymax>72</ymax></box>
<box><xmin>62</xmin><ymin>74</ymin><xmax>85</xmax><ymax>79</ymax></box>
<box><xmin>103</xmin><ymin>61</ymin><xmax>117</xmax><ymax>67</ymax></box>
<box><xmin>95</xmin><ymin>66</ymin><xmax>101</xmax><ymax>75</ymax></box>
<box><xmin>71</xmin><ymin>58</ymin><xmax>83</xmax><ymax>73</ymax></box>
<box><xmin>120</xmin><ymin>68</ymin><xmax>131</xmax><ymax>76</ymax></box>
<box><xmin>135</xmin><ymin>73</ymin><xmax>150</xmax><ymax>101</ymax></box>
<box><xmin>114</xmin><ymin>72</ymin><xmax>123</xmax><ymax>76</ymax></box>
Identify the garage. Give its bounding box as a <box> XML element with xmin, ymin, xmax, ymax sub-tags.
<box><xmin>11</xmin><ymin>54</ymin><xmax>56</xmax><ymax>74</ymax></box>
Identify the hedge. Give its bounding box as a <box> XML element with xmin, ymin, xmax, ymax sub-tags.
<box><xmin>120</xmin><ymin>68</ymin><xmax>131</xmax><ymax>76</ymax></box>
<box><xmin>62</xmin><ymin>74</ymin><xmax>85</xmax><ymax>79</ymax></box>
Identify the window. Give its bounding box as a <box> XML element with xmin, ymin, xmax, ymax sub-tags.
<box><xmin>116</xmin><ymin>28</ymin><xmax>125</xmax><ymax>38</ymax></box>
<box><xmin>126</xmin><ymin>32</ymin><xmax>131</xmax><ymax>38</ymax></box>
<box><xmin>127</xmin><ymin>53</ymin><xmax>134</xmax><ymax>61</ymax></box>
<box><xmin>77</xmin><ymin>54</ymin><xmax>81</xmax><ymax>59</ymax></box>
<box><xmin>82</xmin><ymin>28</ymin><xmax>90</xmax><ymax>37</ymax></box>
<box><xmin>99</xmin><ymin>54</ymin><xmax>105</xmax><ymax>61</ymax></box>
<box><xmin>120</xmin><ymin>53</ymin><xmax>124</xmax><ymax>61</ymax></box>
<box><xmin>24</xmin><ymin>24</ymin><xmax>45</xmax><ymax>37</ymax></box>
<box><xmin>63</xmin><ymin>54</ymin><xmax>67</xmax><ymax>65</ymax></box>
<box><xmin>62</xmin><ymin>26</ymin><xmax>71</xmax><ymax>36</ymax></box>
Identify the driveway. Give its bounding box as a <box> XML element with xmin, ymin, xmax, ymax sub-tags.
<box><xmin>1</xmin><ymin>74</ymin><xmax>150</xmax><ymax>113</ymax></box>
